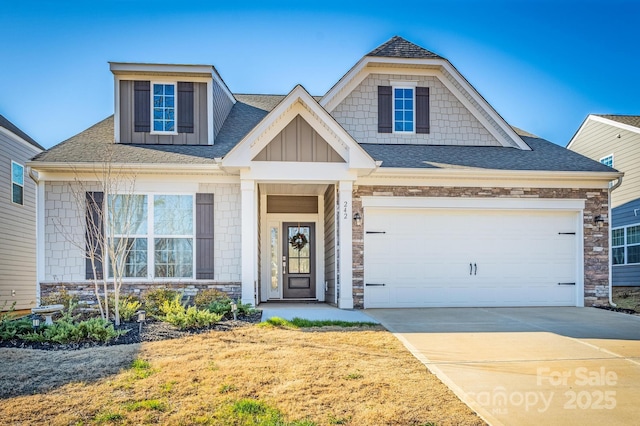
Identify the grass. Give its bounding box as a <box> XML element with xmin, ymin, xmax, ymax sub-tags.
<box><xmin>613</xmin><ymin>287</ymin><xmax>640</xmax><ymax>313</ymax></box>
<box><xmin>0</xmin><ymin>324</ymin><xmax>485</xmax><ymax>425</ymax></box>
<box><xmin>259</xmin><ymin>316</ymin><xmax>378</xmax><ymax>329</ymax></box>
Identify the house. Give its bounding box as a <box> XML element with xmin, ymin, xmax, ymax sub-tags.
<box><xmin>29</xmin><ymin>36</ymin><xmax>620</xmax><ymax>309</ymax></box>
<box><xmin>568</xmin><ymin>115</ymin><xmax>640</xmax><ymax>287</ymax></box>
<box><xmin>0</xmin><ymin>114</ymin><xmax>44</xmax><ymax>310</ymax></box>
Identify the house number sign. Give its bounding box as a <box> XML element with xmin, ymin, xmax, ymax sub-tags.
<box><xmin>343</xmin><ymin>201</ymin><xmax>349</xmax><ymax>220</ymax></box>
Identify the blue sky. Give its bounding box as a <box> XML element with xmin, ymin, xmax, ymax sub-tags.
<box><xmin>1</xmin><ymin>1</ymin><xmax>638</xmax><ymax>149</ymax></box>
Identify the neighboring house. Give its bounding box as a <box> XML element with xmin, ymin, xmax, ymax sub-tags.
<box><xmin>568</xmin><ymin>115</ymin><xmax>640</xmax><ymax>287</ymax></box>
<box><xmin>30</xmin><ymin>36</ymin><xmax>620</xmax><ymax>309</ymax></box>
<box><xmin>0</xmin><ymin>114</ymin><xmax>44</xmax><ymax>310</ymax></box>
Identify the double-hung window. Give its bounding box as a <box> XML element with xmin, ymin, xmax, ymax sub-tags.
<box><xmin>11</xmin><ymin>161</ymin><xmax>24</xmax><ymax>205</ymax></box>
<box><xmin>152</xmin><ymin>83</ymin><xmax>176</xmax><ymax>133</ymax></box>
<box><xmin>612</xmin><ymin>224</ymin><xmax>640</xmax><ymax>265</ymax></box>
<box><xmin>108</xmin><ymin>194</ymin><xmax>194</xmax><ymax>279</ymax></box>
<box><xmin>394</xmin><ymin>87</ymin><xmax>415</xmax><ymax>132</ymax></box>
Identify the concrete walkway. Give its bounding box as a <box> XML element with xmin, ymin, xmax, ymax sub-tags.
<box><xmin>366</xmin><ymin>307</ymin><xmax>640</xmax><ymax>426</ymax></box>
<box><xmin>259</xmin><ymin>302</ymin><xmax>379</xmax><ymax>323</ymax></box>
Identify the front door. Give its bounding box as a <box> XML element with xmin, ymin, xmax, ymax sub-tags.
<box><xmin>282</xmin><ymin>222</ymin><xmax>316</xmax><ymax>299</ymax></box>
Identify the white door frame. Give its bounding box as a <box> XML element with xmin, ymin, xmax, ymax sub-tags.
<box><xmin>259</xmin><ymin>209</ymin><xmax>326</xmax><ymax>302</ymax></box>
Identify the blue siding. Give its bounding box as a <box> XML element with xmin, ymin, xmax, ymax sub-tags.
<box><xmin>612</xmin><ymin>198</ymin><xmax>640</xmax><ymax>286</ymax></box>
<box><xmin>612</xmin><ymin>198</ymin><xmax>640</xmax><ymax>228</ymax></box>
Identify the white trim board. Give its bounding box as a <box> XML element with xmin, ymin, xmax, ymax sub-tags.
<box><xmin>361</xmin><ymin>196</ymin><xmax>586</xmax><ymax>211</ymax></box>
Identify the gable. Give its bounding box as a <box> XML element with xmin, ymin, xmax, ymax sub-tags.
<box><xmin>331</xmin><ymin>73</ymin><xmax>502</xmax><ymax>147</ymax></box>
<box><xmin>253</xmin><ymin>115</ymin><xmax>345</xmax><ymax>162</ymax></box>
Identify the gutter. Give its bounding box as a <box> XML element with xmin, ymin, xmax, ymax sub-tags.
<box><xmin>608</xmin><ymin>176</ymin><xmax>624</xmax><ymax>307</ymax></box>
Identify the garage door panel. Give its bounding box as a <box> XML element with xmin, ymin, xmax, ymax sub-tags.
<box><xmin>364</xmin><ymin>208</ymin><xmax>578</xmax><ymax>308</ymax></box>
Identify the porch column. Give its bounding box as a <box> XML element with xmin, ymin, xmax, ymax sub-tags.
<box><xmin>240</xmin><ymin>179</ymin><xmax>257</xmax><ymax>306</ymax></box>
<box><xmin>338</xmin><ymin>180</ymin><xmax>354</xmax><ymax>309</ymax></box>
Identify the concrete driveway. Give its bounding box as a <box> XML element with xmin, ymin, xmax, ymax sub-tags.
<box><xmin>365</xmin><ymin>307</ymin><xmax>640</xmax><ymax>426</ymax></box>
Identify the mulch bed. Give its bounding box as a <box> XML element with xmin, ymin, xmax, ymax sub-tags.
<box><xmin>593</xmin><ymin>305</ymin><xmax>639</xmax><ymax>315</ymax></box>
<box><xmin>0</xmin><ymin>311</ymin><xmax>262</xmax><ymax>351</ymax></box>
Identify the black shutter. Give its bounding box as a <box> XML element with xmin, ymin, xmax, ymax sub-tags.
<box><xmin>85</xmin><ymin>192</ymin><xmax>104</xmax><ymax>280</ymax></box>
<box><xmin>378</xmin><ymin>86</ymin><xmax>392</xmax><ymax>133</ymax></box>
<box><xmin>134</xmin><ymin>81</ymin><xmax>150</xmax><ymax>132</ymax></box>
<box><xmin>416</xmin><ymin>87</ymin><xmax>430</xmax><ymax>134</ymax></box>
<box><xmin>178</xmin><ymin>82</ymin><xmax>194</xmax><ymax>133</ymax></box>
<box><xmin>196</xmin><ymin>193</ymin><xmax>214</xmax><ymax>279</ymax></box>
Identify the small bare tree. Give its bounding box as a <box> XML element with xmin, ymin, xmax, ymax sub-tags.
<box><xmin>53</xmin><ymin>146</ymin><xmax>138</xmax><ymax>325</ymax></box>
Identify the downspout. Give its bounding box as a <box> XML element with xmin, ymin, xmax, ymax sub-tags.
<box><xmin>28</xmin><ymin>167</ymin><xmax>42</xmax><ymax>306</ymax></box>
<box><xmin>608</xmin><ymin>176</ymin><xmax>623</xmax><ymax>307</ymax></box>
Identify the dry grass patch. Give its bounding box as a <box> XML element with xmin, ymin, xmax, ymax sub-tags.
<box><xmin>613</xmin><ymin>287</ymin><xmax>640</xmax><ymax>313</ymax></box>
<box><xmin>0</xmin><ymin>325</ymin><xmax>484</xmax><ymax>425</ymax></box>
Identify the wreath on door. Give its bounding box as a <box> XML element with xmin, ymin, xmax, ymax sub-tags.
<box><xmin>289</xmin><ymin>232</ymin><xmax>308</xmax><ymax>251</ymax></box>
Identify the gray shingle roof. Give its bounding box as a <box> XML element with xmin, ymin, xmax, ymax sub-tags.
<box><xmin>361</xmin><ymin>128</ymin><xmax>616</xmax><ymax>172</ymax></box>
<box><xmin>595</xmin><ymin>114</ymin><xmax>640</xmax><ymax>129</ymax></box>
<box><xmin>32</xmin><ymin>94</ymin><xmax>285</xmax><ymax>164</ymax></box>
<box><xmin>0</xmin><ymin>114</ymin><xmax>44</xmax><ymax>150</ymax></box>
<box><xmin>32</xmin><ymin>94</ymin><xmax>613</xmax><ymax>174</ymax></box>
<box><xmin>367</xmin><ymin>36</ymin><xmax>443</xmax><ymax>59</ymax></box>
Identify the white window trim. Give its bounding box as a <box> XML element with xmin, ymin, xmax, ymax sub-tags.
<box><xmin>599</xmin><ymin>153</ymin><xmax>614</xmax><ymax>168</ymax></box>
<box><xmin>150</xmin><ymin>81</ymin><xmax>179</xmax><ymax>135</ymax></box>
<box><xmin>108</xmin><ymin>193</ymin><xmax>196</xmax><ymax>280</ymax></box>
<box><xmin>392</xmin><ymin>85</ymin><xmax>416</xmax><ymax>134</ymax></box>
<box><xmin>10</xmin><ymin>160</ymin><xmax>24</xmax><ymax>206</ymax></box>
<box><xmin>612</xmin><ymin>223</ymin><xmax>640</xmax><ymax>266</ymax></box>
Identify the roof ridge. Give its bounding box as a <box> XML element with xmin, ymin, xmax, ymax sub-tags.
<box><xmin>367</xmin><ymin>35</ymin><xmax>443</xmax><ymax>59</ymax></box>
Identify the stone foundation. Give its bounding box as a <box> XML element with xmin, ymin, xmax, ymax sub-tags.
<box><xmin>352</xmin><ymin>185</ymin><xmax>610</xmax><ymax>308</ymax></box>
<box><xmin>40</xmin><ymin>281</ymin><xmax>242</xmax><ymax>306</ymax></box>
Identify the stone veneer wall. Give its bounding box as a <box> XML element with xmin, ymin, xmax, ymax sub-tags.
<box><xmin>40</xmin><ymin>281</ymin><xmax>241</xmax><ymax>307</ymax></box>
<box><xmin>351</xmin><ymin>185</ymin><xmax>610</xmax><ymax>308</ymax></box>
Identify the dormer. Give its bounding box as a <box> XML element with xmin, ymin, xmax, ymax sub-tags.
<box><xmin>321</xmin><ymin>36</ymin><xmax>530</xmax><ymax>150</ymax></box>
<box><xmin>110</xmin><ymin>62</ymin><xmax>235</xmax><ymax>145</ymax></box>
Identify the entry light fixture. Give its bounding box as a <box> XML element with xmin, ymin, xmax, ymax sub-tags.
<box><xmin>353</xmin><ymin>212</ymin><xmax>362</xmax><ymax>227</ymax></box>
<box><xmin>594</xmin><ymin>215</ymin><xmax>605</xmax><ymax>228</ymax></box>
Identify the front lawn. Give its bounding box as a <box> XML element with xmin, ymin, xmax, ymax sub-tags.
<box><xmin>613</xmin><ymin>287</ymin><xmax>640</xmax><ymax>313</ymax></box>
<box><xmin>0</xmin><ymin>324</ymin><xmax>485</xmax><ymax>425</ymax></box>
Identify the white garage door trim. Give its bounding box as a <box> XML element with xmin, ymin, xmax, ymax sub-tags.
<box><xmin>361</xmin><ymin>197</ymin><xmax>585</xmax><ymax>308</ymax></box>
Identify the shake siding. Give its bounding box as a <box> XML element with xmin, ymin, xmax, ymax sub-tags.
<box><xmin>119</xmin><ymin>80</ymin><xmax>209</xmax><ymax>145</ymax></box>
<box><xmin>569</xmin><ymin>120</ymin><xmax>640</xmax><ymax>209</ymax></box>
<box><xmin>331</xmin><ymin>73</ymin><xmax>501</xmax><ymax>146</ymax></box>
<box><xmin>0</xmin><ymin>131</ymin><xmax>41</xmax><ymax>310</ymax></box>
<box><xmin>212</xmin><ymin>79</ymin><xmax>234</xmax><ymax>137</ymax></box>
<box><xmin>324</xmin><ymin>185</ymin><xmax>336</xmax><ymax>304</ymax></box>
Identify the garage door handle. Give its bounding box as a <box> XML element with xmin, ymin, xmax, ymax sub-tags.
<box><xmin>474</xmin><ymin>263</ymin><xmax>477</xmax><ymax>275</ymax></box>
<box><xmin>365</xmin><ymin>283</ymin><xmax>386</xmax><ymax>286</ymax></box>
<box><xmin>558</xmin><ymin>282</ymin><xmax>576</xmax><ymax>286</ymax></box>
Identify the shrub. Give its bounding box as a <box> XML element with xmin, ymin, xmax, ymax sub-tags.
<box><xmin>20</xmin><ymin>316</ymin><xmax>124</xmax><ymax>344</ymax></box>
<box><xmin>0</xmin><ymin>317</ymin><xmax>33</xmax><ymax>341</ymax></box>
<box><xmin>40</xmin><ymin>289</ymin><xmax>77</xmax><ymax>311</ymax></box>
<box><xmin>205</xmin><ymin>297</ymin><xmax>256</xmax><ymax>319</ymax></box>
<box><xmin>109</xmin><ymin>294</ymin><xmax>142</xmax><ymax>322</ymax></box>
<box><xmin>159</xmin><ymin>297</ymin><xmax>222</xmax><ymax>330</ymax></box>
<box><xmin>193</xmin><ymin>289</ymin><xmax>228</xmax><ymax>308</ymax></box>
<box><xmin>143</xmin><ymin>288</ymin><xmax>181</xmax><ymax>316</ymax></box>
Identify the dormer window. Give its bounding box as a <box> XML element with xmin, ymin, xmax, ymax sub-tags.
<box><xmin>378</xmin><ymin>83</ymin><xmax>430</xmax><ymax>134</ymax></box>
<box><xmin>394</xmin><ymin>87</ymin><xmax>414</xmax><ymax>133</ymax></box>
<box><xmin>152</xmin><ymin>83</ymin><xmax>176</xmax><ymax>133</ymax></box>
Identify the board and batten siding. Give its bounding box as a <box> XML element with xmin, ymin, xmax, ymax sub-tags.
<box><xmin>0</xmin><ymin>131</ymin><xmax>41</xmax><ymax>310</ymax></box>
<box><xmin>253</xmin><ymin>115</ymin><xmax>345</xmax><ymax>162</ymax></box>
<box><xmin>569</xmin><ymin>119</ymin><xmax>640</xmax><ymax>210</ymax></box>
<box><xmin>324</xmin><ymin>185</ymin><xmax>337</xmax><ymax>304</ymax></box>
<box><xmin>119</xmin><ymin>80</ymin><xmax>209</xmax><ymax>145</ymax></box>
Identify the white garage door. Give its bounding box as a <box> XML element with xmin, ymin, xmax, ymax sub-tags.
<box><xmin>364</xmin><ymin>208</ymin><xmax>578</xmax><ymax>308</ymax></box>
